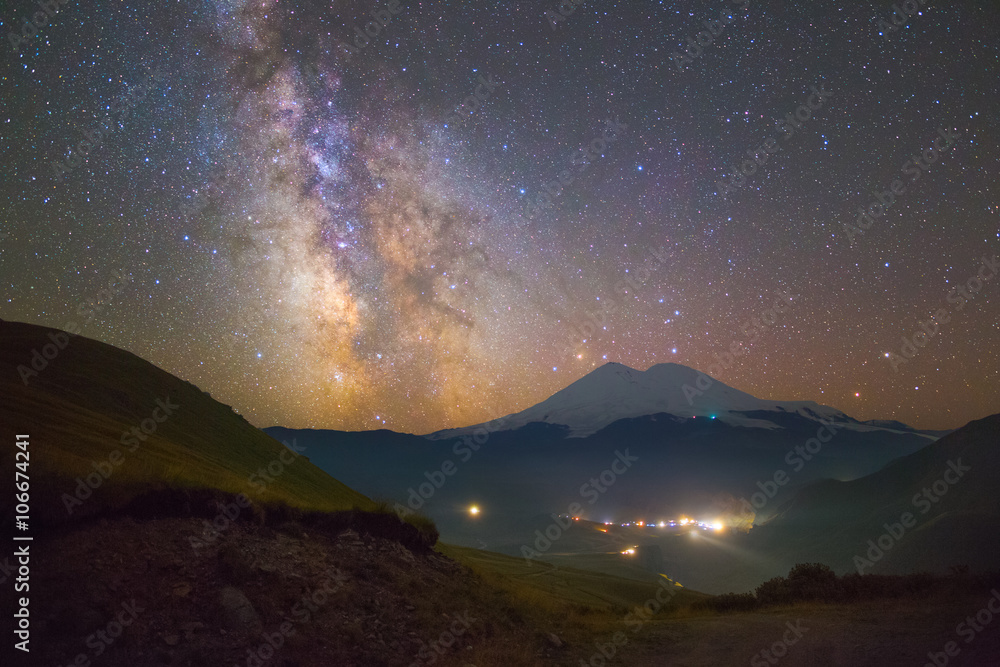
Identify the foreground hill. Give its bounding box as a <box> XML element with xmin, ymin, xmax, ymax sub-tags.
<box><xmin>25</xmin><ymin>496</ymin><xmax>1000</xmax><ymax>667</ymax></box>
<box><xmin>21</xmin><ymin>496</ymin><xmax>662</xmax><ymax>666</ymax></box>
<box><xmin>0</xmin><ymin>320</ymin><xmax>371</xmax><ymax>525</ymax></box>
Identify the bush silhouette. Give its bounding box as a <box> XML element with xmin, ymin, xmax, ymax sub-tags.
<box><xmin>699</xmin><ymin>564</ymin><xmax>1000</xmax><ymax>614</ymax></box>
<box><xmin>755</xmin><ymin>576</ymin><xmax>793</xmax><ymax>606</ymax></box>
<box><xmin>786</xmin><ymin>562</ymin><xmax>838</xmax><ymax>601</ymax></box>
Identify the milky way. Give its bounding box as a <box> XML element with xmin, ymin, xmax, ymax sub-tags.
<box><xmin>2</xmin><ymin>0</ymin><xmax>998</xmax><ymax>432</ymax></box>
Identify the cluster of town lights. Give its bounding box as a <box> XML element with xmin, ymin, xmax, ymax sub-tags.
<box><xmin>606</xmin><ymin>517</ymin><xmax>725</xmax><ymax>532</ymax></box>
<box><xmin>554</xmin><ymin>513</ymin><xmax>727</xmax><ymax>544</ymax></box>
<box><xmin>614</xmin><ymin>519</ymin><xmax>724</xmax><ymax>555</ymax></box>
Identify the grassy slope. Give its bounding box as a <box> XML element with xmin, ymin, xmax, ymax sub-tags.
<box><xmin>0</xmin><ymin>320</ymin><xmax>372</xmax><ymax>524</ymax></box>
<box><xmin>440</xmin><ymin>543</ymin><xmax>714</xmax><ymax>665</ymax></box>
<box><xmin>441</xmin><ymin>544</ymin><xmax>706</xmax><ymax>611</ymax></box>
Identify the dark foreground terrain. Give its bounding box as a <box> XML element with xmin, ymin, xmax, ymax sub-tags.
<box><xmin>17</xmin><ymin>500</ymin><xmax>1000</xmax><ymax>667</ymax></box>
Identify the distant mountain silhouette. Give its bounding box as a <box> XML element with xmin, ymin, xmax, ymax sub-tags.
<box><xmin>747</xmin><ymin>412</ymin><xmax>1000</xmax><ymax>577</ymax></box>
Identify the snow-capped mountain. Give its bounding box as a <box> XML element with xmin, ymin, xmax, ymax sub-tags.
<box><xmin>273</xmin><ymin>361</ymin><xmax>945</xmax><ymax>559</ymax></box>
<box><xmin>427</xmin><ymin>362</ymin><xmax>930</xmax><ymax>439</ymax></box>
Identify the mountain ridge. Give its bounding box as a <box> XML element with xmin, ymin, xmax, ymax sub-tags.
<box><xmin>425</xmin><ymin>361</ymin><xmax>936</xmax><ymax>440</ymax></box>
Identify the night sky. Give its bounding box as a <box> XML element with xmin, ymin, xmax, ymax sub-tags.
<box><xmin>2</xmin><ymin>0</ymin><xmax>997</xmax><ymax>433</ymax></box>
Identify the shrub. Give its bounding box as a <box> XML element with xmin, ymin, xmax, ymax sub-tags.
<box><xmin>369</xmin><ymin>498</ymin><xmax>439</xmax><ymax>550</ymax></box>
<box><xmin>401</xmin><ymin>512</ymin><xmax>440</xmax><ymax>550</ymax></box>
<box><xmin>755</xmin><ymin>576</ymin><xmax>792</xmax><ymax>606</ymax></box>
<box><xmin>708</xmin><ymin>564</ymin><xmax>1000</xmax><ymax>613</ymax></box>
<box><xmin>786</xmin><ymin>562</ymin><xmax>839</xmax><ymax>601</ymax></box>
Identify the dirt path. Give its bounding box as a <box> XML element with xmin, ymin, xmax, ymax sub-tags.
<box><xmin>621</xmin><ymin>594</ymin><xmax>1000</xmax><ymax>666</ymax></box>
